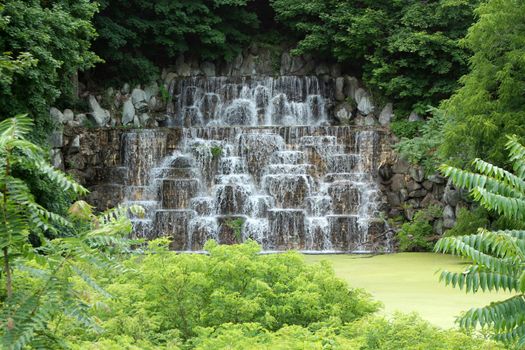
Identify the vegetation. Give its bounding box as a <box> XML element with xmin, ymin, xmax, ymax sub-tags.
<box><xmin>435</xmin><ymin>136</ymin><xmax>525</xmax><ymax>346</ymax></box>
<box><xmin>396</xmin><ymin>205</ymin><xmax>442</xmax><ymax>252</ymax></box>
<box><xmin>270</xmin><ymin>0</ymin><xmax>479</xmax><ymax>115</ymax></box>
<box><xmin>441</xmin><ymin>0</ymin><xmax>525</xmax><ymax>166</ymax></box>
<box><xmin>0</xmin><ymin>115</ymin><xmax>140</xmax><ymax>349</ymax></box>
<box><xmin>0</xmin><ymin>0</ymin><xmax>99</xmax><ymax>139</ymax></box>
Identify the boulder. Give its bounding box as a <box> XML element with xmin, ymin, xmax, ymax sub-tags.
<box><xmin>409</xmin><ymin>189</ymin><xmax>427</xmax><ymax>198</ymax></box>
<box><xmin>164</xmin><ymin>72</ymin><xmax>177</xmax><ymax>86</ymax></box>
<box><xmin>131</xmin><ymin>88</ymin><xmax>148</xmax><ymax>113</ymax></box>
<box><xmin>392</xmin><ymin>159</ymin><xmax>410</xmax><ymax>174</ymax></box>
<box><xmin>315</xmin><ymin>63</ymin><xmax>330</xmax><ymax>75</ymax></box>
<box><xmin>144</xmin><ymin>82</ymin><xmax>159</xmax><ymax>101</ymax></box>
<box><xmin>378</xmin><ymin>103</ymin><xmax>393</xmax><ymax>126</ymax></box>
<box><xmin>233</xmin><ymin>53</ymin><xmax>244</xmax><ymax>71</ymax></box>
<box><xmin>280</xmin><ymin>52</ymin><xmax>292</xmax><ymax>75</ymax></box>
<box><xmin>201</xmin><ymin>61</ymin><xmax>216</xmax><ymax>76</ymax></box>
<box><xmin>70</xmin><ymin>135</ymin><xmax>80</xmax><ymax>152</ymax></box>
<box><xmin>50</xmin><ymin>149</ymin><xmax>63</xmax><ymax>169</ymax></box>
<box><xmin>335</xmin><ymin>77</ymin><xmax>345</xmax><ymax>101</ymax></box>
<box><xmin>386</xmin><ymin>192</ymin><xmax>401</xmax><ymax>207</ymax></box>
<box><xmin>406</xmin><ymin>178</ymin><xmax>422</xmax><ymax>192</ymax></box>
<box><xmin>408</xmin><ymin>111</ymin><xmax>422</xmax><ymax>122</ymax></box>
<box><xmin>240</xmin><ymin>54</ymin><xmax>257</xmax><ymax>76</ymax></box>
<box><xmin>443</xmin><ymin>205</ymin><xmax>456</xmax><ymax>229</ymax></box>
<box><xmin>390</xmin><ymin>174</ymin><xmax>406</xmax><ymax>192</ymax></box>
<box><xmin>409</xmin><ymin>167</ymin><xmax>425</xmax><ymax>182</ymax></box>
<box><xmin>175</xmin><ymin>56</ymin><xmax>191</xmax><ymax>77</ymax></box>
<box><xmin>330</xmin><ymin>63</ymin><xmax>342</xmax><ymax>77</ymax></box>
<box><xmin>343</xmin><ymin>76</ymin><xmax>359</xmax><ymax>100</ymax></box>
<box><xmin>428</xmin><ymin>174</ymin><xmax>446</xmax><ymax>184</ymax></box>
<box><xmin>355</xmin><ymin>88</ymin><xmax>374</xmax><ymax>115</ymax></box>
<box><xmin>334</xmin><ymin>102</ymin><xmax>353</xmax><ymax>125</ymax></box>
<box><xmin>88</xmin><ymin>95</ymin><xmax>110</xmax><ymax>126</ymax></box>
<box><xmin>444</xmin><ymin>181</ymin><xmax>462</xmax><ymax>207</ymax></box>
<box><xmin>63</xmin><ymin>109</ymin><xmax>74</xmax><ymax>123</ymax></box>
<box><xmin>422</xmin><ymin>181</ymin><xmax>434</xmax><ymax>191</ymax></box>
<box><xmin>121</xmin><ymin>83</ymin><xmax>130</xmax><ymax>94</ymax></box>
<box><xmin>139</xmin><ymin>113</ymin><xmax>151</xmax><ymax>126</ymax></box>
<box><xmin>364</xmin><ymin>115</ymin><xmax>376</xmax><ymax>126</ymax></box>
<box><xmin>122</xmin><ymin>99</ymin><xmax>135</xmax><ymax>125</ymax></box>
<box><xmin>50</xmin><ymin>107</ymin><xmax>65</xmax><ymax>124</ymax></box>
<box><xmin>49</xmin><ymin>131</ymin><xmax>63</xmax><ymax>148</ymax></box>
<box><xmin>433</xmin><ymin>219</ymin><xmax>444</xmax><ymax>235</ymax></box>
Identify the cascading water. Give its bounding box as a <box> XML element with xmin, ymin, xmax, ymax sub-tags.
<box><xmin>122</xmin><ymin>76</ymin><xmax>390</xmax><ymax>252</ymax></box>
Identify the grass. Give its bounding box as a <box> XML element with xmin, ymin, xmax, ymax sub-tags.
<box><xmin>304</xmin><ymin>253</ymin><xmax>511</xmax><ymax>329</ymax></box>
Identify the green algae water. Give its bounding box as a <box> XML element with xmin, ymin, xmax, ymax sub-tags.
<box><xmin>304</xmin><ymin>253</ymin><xmax>512</xmax><ymax>329</ymax></box>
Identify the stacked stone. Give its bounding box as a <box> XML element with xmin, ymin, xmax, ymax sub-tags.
<box><xmin>378</xmin><ymin>158</ymin><xmax>465</xmax><ymax>235</ymax></box>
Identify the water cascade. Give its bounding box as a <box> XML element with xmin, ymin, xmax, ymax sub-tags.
<box><xmin>122</xmin><ymin>76</ymin><xmax>390</xmax><ymax>252</ymax></box>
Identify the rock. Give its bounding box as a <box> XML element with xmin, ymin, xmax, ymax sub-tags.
<box><xmin>139</xmin><ymin>113</ymin><xmax>151</xmax><ymax>125</ymax></box>
<box><xmin>390</xmin><ymin>174</ymin><xmax>406</xmax><ymax>192</ymax></box>
<box><xmin>75</xmin><ymin>113</ymin><xmax>87</xmax><ymax>125</ymax></box>
<box><xmin>344</xmin><ymin>76</ymin><xmax>359</xmax><ymax>100</ymax></box>
<box><xmin>280</xmin><ymin>52</ymin><xmax>291</xmax><ymax>75</ymax></box>
<box><xmin>422</xmin><ymin>181</ymin><xmax>434</xmax><ymax>191</ymax></box>
<box><xmin>392</xmin><ymin>159</ymin><xmax>410</xmax><ymax>174</ymax></box>
<box><xmin>233</xmin><ymin>53</ymin><xmax>244</xmax><ymax>71</ymax></box>
<box><xmin>378</xmin><ymin>163</ymin><xmax>393</xmax><ymax>181</ymax></box>
<box><xmin>133</xmin><ymin>115</ymin><xmax>141</xmax><ymax>127</ymax></box>
<box><xmin>409</xmin><ymin>167</ymin><xmax>425</xmax><ymax>182</ymax></box>
<box><xmin>330</xmin><ymin>63</ymin><xmax>342</xmax><ymax>77</ymax></box>
<box><xmin>408</xmin><ymin>111</ymin><xmax>422</xmax><ymax>122</ymax></box>
<box><xmin>121</xmin><ymin>83</ymin><xmax>130</xmax><ymax>94</ymax></box>
<box><xmin>433</xmin><ymin>219</ymin><xmax>444</xmax><ymax>235</ymax></box>
<box><xmin>315</xmin><ymin>63</ymin><xmax>330</xmax><ymax>75</ymax></box>
<box><xmin>334</xmin><ymin>102</ymin><xmax>353</xmax><ymax>125</ymax></box>
<box><xmin>49</xmin><ymin>131</ymin><xmax>63</xmax><ymax>148</ymax></box>
<box><xmin>175</xmin><ymin>56</ymin><xmax>191</xmax><ymax>77</ymax></box>
<box><xmin>428</xmin><ymin>174</ymin><xmax>446</xmax><ymax>184</ymax></box>
<box><xmin>201</xmin><ymin>61</ymin><xmax>216</xmax><ymax>76</ymax></box>
<box><xmin>444</xmin><ymin>181</ymin><xmax>462</xmax><ymax>207</ymax></box>
<box><xmin>421</xmin><ymin>193</ymin><xmax>440</xmax><ymax>208</ymax></box>
<box><xmin>357</xmin><ymin>95</ymin><xmax>374</xmax><ymax>115</ymax></box>
<box><xmin>164</xmin><ymin>72</ymin><xmax>177</xmax><ymax>86</ymax></box>
<box><xmin>70</xmin><ymin>135</ymin><xmax>80</xmax><ymax>152</ymax></box>
<box><xmin>88</xmin><ymin>95</ymin><xmax>110</xmax><ymax>126</ymax></box>
<box><xmin>364</xmin><ymin>115</ymin><xmax>376</xmax><ymax>126</ymax></box>
<box><xmin>240</xmin><ymin>54</ymin><xmax>257</xmax><ymax>76</ymax></box>
<box><xmin>443</xmin><ymin>205</ymin><xmax>456</xmax><ymax>229</ymax></box>
<box><xmin>50</xmin><ymin>149</ymin><xmax>63</xmax><ymax>169</ymax></box>
<box><xmin>404</xmin><ymin>206</ymin><xmax>416</xmax><ymax>221</ymax></box>
<box><xmin>409</xmin><ymin>189</ymin><xmax>427</xmax><ymax>198</ymax></box>
<box><xmin>335</xmin><ymin>77</ymin><xmax>345</xmax><ymax>101</ymax></box>
<box><xmin>144</xmin><ymin>82</ymin><xmax>159</xmax><ymax>101</ymax></box>
<box><xmin>406</xmin><ymin>178</ymin><xmax>422</xmax><ymax>192</ymax></box>
<box><xmin>63</xmin><ymin>109</ymin><xmax>74</xmax><ymax>123</ymax></box>
<box><xmin>386</xmin><ymin>192</ymin><xmax>401</xmax><ymax>207</ymax></box>
<box><xmin>148</xmin><ymin>96</ymin><xmax>162</xmax><ymax>112</ymax></box>
<box><xmin>50</xmin><ymin>107</ymin><xmax>65</xmax><ymax>124</ymax></box>
<box><xmin>378</xmin><ymin>103</ymin><xmax>393</xmax><ymax>126</ymax></box>
<box><xmin>122</xmin><ymin>99</ymin><xmax>135</xmax><ymax>125</ymax></box>
<box><xmin>400</xmin><ymin>188</ymin><xmax>409</xmax><ymax>202</ymax></box>
<box><xmin>131</xmin><ymin>88</ymin><xmax>148</xmax><ymax>113</ymax></box>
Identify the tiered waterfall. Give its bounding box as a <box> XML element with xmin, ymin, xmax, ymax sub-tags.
<box><xmin>122</xmin><ymin>76</ymin><xmax>390</xmax><ymax>252</ymax></box>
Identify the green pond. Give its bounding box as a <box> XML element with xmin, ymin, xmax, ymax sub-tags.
<box><xmin>304</xmin><ymin>253</ymin><xmax>511</xmax><ymax>329</ymax></box>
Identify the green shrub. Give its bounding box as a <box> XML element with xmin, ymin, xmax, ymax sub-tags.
<box><xmin>390</xmin><ymin>119</ymin><xmax>424</xmax><ymax>139</ymax></box>
<box><xmin>396</xmin><ymin>206</ymin><xmax>442</xmax><ymax>252</ymax></box>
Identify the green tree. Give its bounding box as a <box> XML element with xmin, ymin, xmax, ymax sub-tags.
<box><xmin>0</xmin><ymin>115</ymin><xmax>140</xmax><ymax>349</ymax></box>
<box><xmin>270</xmin><ymin>0</ymin><xmax>478</xmax><ymax>115</ymax></box>
<box><xmin>0</xmin><ymin>0</ymin><xmax>99</xmax><ymax>140</ymax></box>
<box><xmin>442</xmin><ymin>0</ymin><xmax>525</xmax><ymax>166</ymax></box>
<box><xmin>92</xmin><ymin>0</ymin><xmax>259</xmax><ymax>84</ymax></box>
<box><xmin>435</xmin><ymin>135</ymin><xmax>525</xmax><ymax>346</ymax></box>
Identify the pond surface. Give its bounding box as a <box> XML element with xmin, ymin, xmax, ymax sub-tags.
<box><xmin>304</xmin><ymin>253</ymin><xmax>511</xmax><ymax>329</ymax></box>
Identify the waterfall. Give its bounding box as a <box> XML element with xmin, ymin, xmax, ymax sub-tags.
<box><xmin>122</xmin><ymin>76</ymin><xmax>390</xmax><ymax>252</ymax></box>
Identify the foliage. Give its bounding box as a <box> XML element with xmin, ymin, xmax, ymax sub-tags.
<box><xmin>92</xmin><ymin>0</ymin><xmax>260</xmax><ymax>84</ymax></box>
<box><xmin>445</xmin><ymin>207</ymin><xmax>490</xmax><ymax>237</ymax></box>
<box><xmin>395</xmin><ymin>108</ymin><xmax>447</xmax><ymax>174</ymax></box>
<box><xmin>270</xmin><ymin>0</ymin><xmax>479</xmax><ymax>115</ymax></box>
<box><xmin>0</xmin><ymin>115</ymin><xmax>140</xmax><ymax>349</ymax></box>
<box><xmin>441</xmin><ymin>0</ymin><xmax>525</xmax><ymax>167</ymax></box>
<box><xmin>225</xmin><ymin>218</ymin><xmax>244</xmax><ymax>242</ymax></box>
<box><xmin>435</xmin><ymin>135</ymin><xmax>525</xmax><ymax>346</ymax></box>
<box><xmin>0</xmin><ymin>0</ymin><xmax>99</xmax><ymax>141</ymax></box>
<box><xmin>390</xmin><ymin>119</ymin><xmax>424</xmax><ymax>139</ymax></box>
<box><xmin>210</xmin><ymin>146</ymin><xmax>223</xmax><ymax>159</ymax></box>
<box><xmin>396</xmin><ymin>205</ymin><xmax>442</xmax><ymax>252</ymax></box>
<box><xmin>64</xmin><ymin>240</ymin><xmax>379</xmax><ymax>346</ymax></box>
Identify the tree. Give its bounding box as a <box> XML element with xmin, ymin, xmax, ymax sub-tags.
<box><xmin>0</xmin><ymin>0</ymin><xmax>99</xmax><ymax>140</ymax></box>
<box><xmin>0</xmin><ymin>115</ymin><xmax>141</xmax><ymax>349</ymax></box>
<box><xmin>92</xmin><ymin>0</ymin><xmax>260</xmax><ymax>84</ymax></box>
<box><xmin>435</xmin><ymin>135</ymin><xmax>525</xmax><ymax>346</ymax></box>
<box><xmin>441</xmin><ymin>0</ymin><xmax>525</xmax><ymax>167</ymax></box>
<box><xmin>270</xmin><ymin>0</ymin><xmax>478</xmax><ymax>116</ymax></box>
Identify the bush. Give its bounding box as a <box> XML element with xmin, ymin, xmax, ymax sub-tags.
<box><xmin>69</xmin><ymin>241</ymin><xmax>378</xmax><ymax>345</ymax></box>
<box><xmin>390</xmin><ymin>119</ymin><xmax>424</xmax><ymax>139</ymax></box>
<box><xmin>396</xmin><ymin>206</ymin><xmax>442</xmax><ymax>252</ymax></box>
